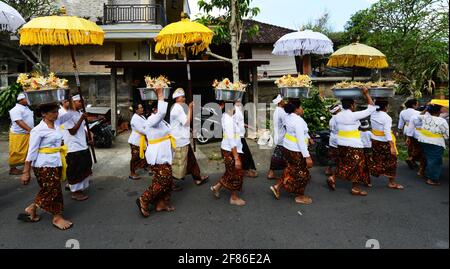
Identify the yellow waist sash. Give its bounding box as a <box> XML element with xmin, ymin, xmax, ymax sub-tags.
<box><xmin>337</xmin><ymin>130</ymin><xmax>361</xmax><ymax>139</ymax></box>
<box><xmin>133</xmin><ymin>131</ymin><xmax>147</xmax><ymax>159</ymax></box>
<box><xmin>148</xmin><ymin>134</ymin><xmax>176</xmax><ymax>149</ymax></box>
<box><xmin>223</xmin><ymin>133</ymin><xmax>240</xmax><ymax>139</ymax></box>
<box><xmin>372</xmin><ymin>129</ymin><xmax>398</xmax><ymax>155</ymax></box>
<box><xmin>285</xmin><ymin>134</ymin><xmax>309</xmax><ymax>145</ymax></box>
<box><xmin>420</xmin><ymin>129</ymin><xmax>444</xmax><ymax>138</ymax></box>
<box><xmin>38</xmin><ymin>146</ymin><xmax>68</xmax><ymax>181</ymax></box>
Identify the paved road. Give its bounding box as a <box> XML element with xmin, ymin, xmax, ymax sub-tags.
<box><xmin>0</xmin><ymin>135</ymin><xmax>448</xmax><ymax>249</ymax></box>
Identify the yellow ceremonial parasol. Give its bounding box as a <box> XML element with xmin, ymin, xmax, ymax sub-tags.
<box><xmin>18</xmin><ymin>7</ymin><xmax>104</xmax><ymax>163</ymax></box>
<box><xmin>327</xmin><ymin>42</ymin><xmax>388</xmax><ymax>80</ymax></box>
<box><xmin>430</xmin><ymin>99</ymin><xmax>449</xmax><ymax>108</ymax></box>
<box><xmin>154</xmin><ymin>13</ymin><xmax>213</xmax><ymax>102</ymax></box>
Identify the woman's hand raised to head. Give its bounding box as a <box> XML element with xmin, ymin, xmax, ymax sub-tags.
<box><xmin>361</xmin><ymin>86</ymin><xmax>374</xmax><ymax>106</ymax></box>
<box><xmin>155</xmin><ymin>86</ymin><xmax>164</xmax><ymax>101</ymax></box>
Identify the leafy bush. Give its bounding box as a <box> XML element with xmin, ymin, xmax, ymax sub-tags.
<box><xmin>302</xmin><ymin>88</ymin><xmax>335</xmax><ymax>133</ymax></box>
<box><xmin>0</xmin><ymin>83</ymin><xmax>23</xmax><ymax>118</ymax></box>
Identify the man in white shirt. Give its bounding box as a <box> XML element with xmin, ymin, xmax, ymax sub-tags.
<box><xmin>267</xmin><ymin>95</ymin><xmax>287</xmax><ymax>179</ymax></box>
<box><xmin>398</xmin><ymin>99</ymin><xmax>419</xmax><ymax>135</ymax></box>
<box><xmin>405</xmin><ymin>105</ymin><xmax>427</xmax><ymax>175</ymax></box>
<box><xmin>398</xmin><ymin>99</ymin><xmax>420</xmax><ymax>168</ymax></box>
<box><xmin>325</xmin><ymin>104</ymin><xmax>341</xmax><ymax>177</ymax></box>
<box><xmin>8</xmin><ymin>93</ymin><xmax>34</xmax><ymax>175</ymax></box>
<box><xmin>64</xmin><ymin>95</ymin><xmax>92</xmax><ymax>201</ymax></box>
<box><xmin>170</xmin><ymin>88</ymin><xmax>208</xmax><ymax>186</ymax></box>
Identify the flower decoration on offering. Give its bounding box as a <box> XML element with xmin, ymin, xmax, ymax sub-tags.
<box><xmin>334</xmin><ymin>80</ymin><xmax>396</xmax><ymax>89</ymax></box>
<box><xmin>275</xmin><ymin>74</ymin><xmax>312</xmax><ymax>88</ymax></box>
<box><xmin>212</xmin><ymin>78</ymin><xmax>247</xmax><ymax>91</ymax></box>
<box><xmin>144</xmin><ymin>75</ymin><xmax>171</xmax><ymax>89</ymax></box>
<box><xmin>16</xmin><ymin>72</ymin><xmax>69</xmax><ymax>91</ymax></box>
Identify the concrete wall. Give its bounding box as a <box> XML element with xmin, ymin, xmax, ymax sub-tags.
<box><xmin>49</xmin><ymin>43</ymin><xmax>116</xmax><ymax>73</ymax></box>
<box><xmin>56</xmin><ymin>0</ymin><xmax>108</xmax><ymax>19</ymax></box>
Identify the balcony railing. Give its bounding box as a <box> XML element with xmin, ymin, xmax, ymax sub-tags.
<box><xmin>103</xmin><ymin>4</ymin><xmax>167</xmax><ymax>25</ymax></box>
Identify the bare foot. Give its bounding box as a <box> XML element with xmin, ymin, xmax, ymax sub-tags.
<box><xmin>426</xmin><ymin>179</ymin><xmax>441</xmax><ymax>186</ymax></box>
<box><xmin>156</xmin><ymin>205</ymin><xmax>176</xmax><ymax>212</ymax></box>
<box><xmin>351</xmin><ymin>188</ymin><xmax>368</xmax><ymax>196</ymax></box>
<box><xmin>52</xmin><ymin>215</ymin><xmax>73</xmax><ymax>230</ymax></box>
<box><xmin>71</xmin><ymin>191</ymin><xmax>89</xmax><ymax>201</ymax></box>
<box><xmin>24</xmin><ymin>204</ymin><xmax>40</xmax><ymax>221</ymax></box>
<box><xmin>230</xmin><ymin>197</ymin><xmax>246</xmax><ymax>206</ymax></box>
<box><xmin>245</xmin><ymin>170</ymin><xmax>258</xmax><ymax>178</ymax></box>
<box><xmin>195</xmin><ymin>175</ymin><xmax>209</xmax><ymax>185</ymax></box>
<box><xmin>295</xmin><ymin>195</ymin><xmax>312</xmax><ymax>205</ymax></box>
<box><xmin>210</xmin><ymin>185</ymin><xmax>220</xmax><ymax>199</ymax></box>
<box><xmin>387</xmin><ymin>182</ymin><xmax>404</xmax><ymax>190</ymax></box>
<box><xmin>267</xmin><ymin>170</ymin><xmax>276</xmax><ymax>179</ymax></box>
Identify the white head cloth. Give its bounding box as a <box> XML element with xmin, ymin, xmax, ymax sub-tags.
<box><xmin>172</xmin><ymin>88</ymin><xmax>185</xmax><ymax>99</ymax></box>
<box><xmin>272</xmin><ymin>94</ymin><xmax>283</xmax><ymax>105</ymax></box>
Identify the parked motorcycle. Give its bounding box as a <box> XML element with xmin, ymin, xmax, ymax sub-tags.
<box><xmin>88</xmin><ymin>118</ymin><xmax>114</xmax><ymax>148</ymax></box>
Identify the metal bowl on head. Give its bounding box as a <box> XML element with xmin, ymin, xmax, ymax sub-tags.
<box><xmin>279</xmin><ymin>87</ymin><xmax>310</xmax><ymax>98</ymax></box>
<box><xmin>215</xmin><ymin>89</ymin><xmax>245</xmax><ymax>101</ymax></box>
<box><xmin>138</xmin><ymin>87</ymin><xmax>171</xmax><ymax>100</ymax></box>
<box><xmin>332</xmin><ymin>88</ymin><xmax>363</xmax><ymax>99</ymax></box>
<box><xmin>369</xmin><ymin>87</ymin><xmax>395</xmax><ymax>98</ymax></box>
<box><xmin>24</xmin><ymin>88</ymin><xmax>70</xmax><ymax>106</ymax></box>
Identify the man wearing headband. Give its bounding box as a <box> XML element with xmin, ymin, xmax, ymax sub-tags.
<box><xmin>324</xmin><ymin>104</ymin><xmax>341</xmax><ymax>178</ymax></box>
<box><xmin>170</xmin><ymin>88</ymin><xmax>208</xmax><ymax>187</ymax></box>
<box><xmin>267</xmin><ymin>94</ymin><xmax>287</xmax><ymax>179</ymax></box>
<box><xmin>8</xmin><ymin>93</ymin><xmax>34</xmax><ymax>175</ymax></box>
<box><xmin>63</xmin><ymin>94</ymin><xmax>92</xmax><ymax>201</ymax></box>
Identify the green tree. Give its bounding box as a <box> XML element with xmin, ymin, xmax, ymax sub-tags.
<box><xmin>1</xmin><ymin>0</ymin><xmax>59</xmax><ymax>75</ymax></box>
<box><xmin>300</xmin><ymin>11</ymin><xmax>332</xmax><ymax>35</ymax></box>
<box><xmin>196</xmin><ymin>0</ymin><xmax>260</xmax><ymax>83</ymax></box>
<box><xmin>3</xmin><ymin>0</ymin><xmax>58</xmax><ymax>22</ymax></box>
<box><xmin>344</xmin><ymin>0</ymin><xmax>449</xmax><ymax>97</ymax></box>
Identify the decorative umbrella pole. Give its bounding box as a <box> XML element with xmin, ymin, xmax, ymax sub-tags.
<box><xmin>272</xmin><ymin>29</ymin><xmax>334</xmax><ymax>75</ymax></box>
<box><xmin>327</xmin><ymin>41</ymin><xmax>388</xmax><ymax>81</ymax></box>
<box><xmin>19</xmin><ymin>7</ymin><xmax>105</xmax><ymax>163</ymax></box>
<box><xmin>154</xmin><ymin>12</ymin><xmax>214</xmax><ymax>151</ymax></box>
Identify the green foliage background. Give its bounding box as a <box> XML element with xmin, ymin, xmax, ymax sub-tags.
<box><xmin>0</xmin><ymin>83</ymin><xmax>23</xmax><ymax>118</ymax></box>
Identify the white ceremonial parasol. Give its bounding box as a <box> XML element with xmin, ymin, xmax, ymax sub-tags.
<box><xmin>272</xmin><ymin>29</ymin><xmax>334</xmax><ymax>56</ymax></box>
<box><xmin>272</xmin><ymin>29</ymin><xmax>334</xmax><ymax>75</ymax></box>
<box><xmin>0</xmin><ymin>1</ymin><xmax>25</xmax><ymax>32</ymax></box>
